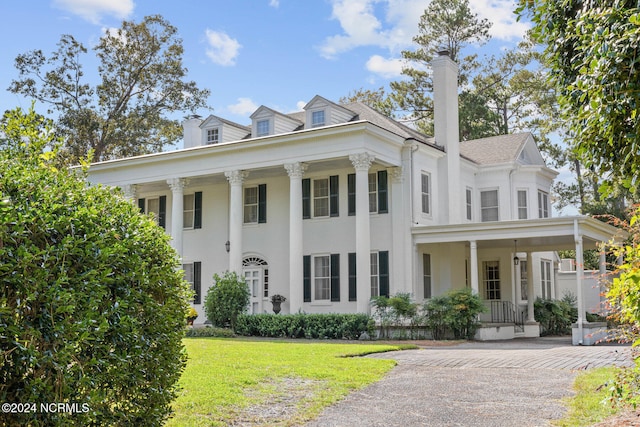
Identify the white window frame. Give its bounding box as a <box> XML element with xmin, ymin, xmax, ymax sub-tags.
<box><xmin>312</xmin><ymin>178</ymin><xmax>330</xmax><ymax>218</ymax></box>
<box><xmin>482</xmin><ymin>260</ymin><xmax>501</xmax><ymax>300</ymax></box>
<box><xmin>311</xmin><ymin>110</ymin><xmax>325</xmax><ymax>127</ymax></box>
<box><xmin>538</xmin><ymin>190</ymin><xmax>550</xmax><ymax>218</ymax></box>
<box><xmin>480</xmin><ymin>189</ymin><xmax>499</xmax><ymax>222</ymax></box>
<box><xmin>423</xmin><ymin>253</ymin><xmax>432</xmax><ymax>299</ymax></box>
<box><xmin>243</xmin><ymin>186</ymin><xmax>259</xmax><ymax>224</ymax></box>
<box><xmin>465</xmin><ymin>188</ymin><xmax>472</xmax><ymax>221</ymax></box>
<box><xmin>517</xmin><ymin>189</ymin><xmax>528</xmax><ymax>220</ymax></box>
<box><xmin>206</xmin><ymin>127</ymin><xmax>219</xmax><ymax>144</ymax></box>
<box><xmin>519</xmin><ymin>259</ymin><xmax>528</xmax><ymax>302</ymax></box>
<box><xmin>541</xmin><ymin>259</ymin><xmax>552</xmax><ymax>299</ymax></box>
<box><xmin>370</xmin><ymin>252</ymin><xmax>380</xmax><ymax>297</ymax></box>
<box><xmin>368</xmin><ymin>173</ymin><xmax>378</xmax><ymax>213</ymax></box>
<box><xmin>183</xmin><ymin>193</ymin><xmax>195</xmax><ymax>229</ymax></box>
<box><xmin>313</xmin><ymin>255</ymin><xmax>331</xmax><ymax>301</ymax></box>
<box><xmin>256</xmin><ymin>119</ymin><xmax>270</xmax><ymax>137</ymax></box>
<box><xmin>421</xmin><ymin>172</ymin><xmax>431</xmax><ymax>215</ymax></box>
<box><xmin>147</xmin><ymin>197</ymin><xmax>161</xmax><ymax>225</ymax></box>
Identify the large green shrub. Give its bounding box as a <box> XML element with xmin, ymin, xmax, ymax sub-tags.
<box><xmin>534</xmin><ymin>297</ymin><xmax>577</xmax><ymax>336</ymax></box>
<box><xmin>234</xmin><ymin>313</ymin><xmax>374</xmax><ymax>340</ymax></box>
<box><xmin>371</xmin><ymin>293</ymin><xmax>420</xmax><ymax>338</ymax></box>
<box><xmin>204</xmin><ymin>271</ymin><xmax>250</xmax><ymax>329</ymax></box>
<box><xmin>423</xmin><ymin>288</ymin><xmax>486</xmax><ymax>339</ymax></box>
<box><xmin>0</xmin><ymin>107</ymin><xmax>191</xmax><ymax>426</ymax></box>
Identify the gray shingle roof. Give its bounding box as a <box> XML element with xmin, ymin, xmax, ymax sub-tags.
<box><xmin>460</xmin><ymin>133</ymin><xmax>531</xmax><ymax>165</ymax></box>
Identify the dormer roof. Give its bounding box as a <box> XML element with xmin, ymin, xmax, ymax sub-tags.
<box><xmin>459</xmin><ymin>133</ymin><xmax>544</xmax><ymax>166</ymax></box>
<box><xmin>200</xmin><ymin>114</ymin><xmax>250</xmax><ymax>133</ymax></box>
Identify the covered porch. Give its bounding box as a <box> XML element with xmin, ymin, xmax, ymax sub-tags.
<box><xmin>412</xmin><ymin>216</ymin><xmax>624</xmax><ymax>342</ymax></box>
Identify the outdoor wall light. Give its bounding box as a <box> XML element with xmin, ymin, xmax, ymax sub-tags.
<box><xmin>513</xmin><ymin>240</ymin><xmax>519</xmax><ymax>265</ymax></box>
<box><xmin>225</xmin><ymin>240</ymin><xmax>230</xmax><ymax>253</ymax></box>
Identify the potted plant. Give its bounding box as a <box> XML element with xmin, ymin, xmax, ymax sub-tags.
<box><xmin>270</xmin><ymin>294</ymin><xmax>286</xmax><ymax>314</ymax></box>
<box><xmin>186</xmin><ymin>307</ymin><xmax>198</xmax><ymax>325</ymax></box>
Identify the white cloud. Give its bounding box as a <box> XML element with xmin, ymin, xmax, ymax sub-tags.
<box><xmin>205</xmin><ymin>29</ymin><xmax>242</xmax><ymax>66</ymax></box>
<box><xmin>52</xmin><ymin>0</ymin><xmax>133</xmax><ymax>24</ymax></box>
<box><xmin>296</xmin><ymin>101</ymin><xmax>307</xmax><ymax>110</ymax></box>
<box><xmin>470</xmin><ymin>0</ymin><xmax>530</xmax><ymax>41</ymax></box>
<box><xmin>366</xmin><ymin>55</ymin><xmax>403</xmax><ymax>78</ymax></box>
<box><xmin>227</xmin><ymin>98</ymin><xmax>258</xmax><ymax>115</ymax></box>
<box><xmin>269</xmin><ymin>0</ymin><xmax>280</xmax><ymax>7</ymax></box>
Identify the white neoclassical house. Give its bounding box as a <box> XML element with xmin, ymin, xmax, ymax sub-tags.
<box><xmin>86</xmin><ymin>52</ymin><xmax>621</xmax><ymax>341</ymax></box>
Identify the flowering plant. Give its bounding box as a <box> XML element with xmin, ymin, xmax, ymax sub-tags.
<box><xmin>270</xmin><ymin>294</ymin><xmax>287</xmax><ymax>303</ymax></box>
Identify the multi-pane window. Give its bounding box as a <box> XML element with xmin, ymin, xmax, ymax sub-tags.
<box><xmin>314</xmin><ymin>256</ymin><xmax>331</xmax><ymax>301</ymax></box>
<box><xmin>421</xmin><ymin>173</ymin><xmax>431</xmax><ymax>215</ymax></box>
<box><xmin>517</xmin><ymin>190</ymin><xmax>528</xmax><ymax>219</ymax></box>
<box><xmin>311</xmin><ymin>110</ymin><xmax>325</xmax><ymax>127</ymax></box>
<box><xmin>257</xmin><ymin>119</ymin><xmax>269</xmax><ymax>137</ymax></box>
<box><xmin>206</xmin><ymin>128</ymin><xmax>219</xmax><ymax>144</ymax></box>
<box><xmin>370</xmin><ymin>252</ymin><xmax>379</xmax><ymax>297</ymax></box>
<box><xmin>138</xmin><ymin>196</ymin><xmax>166</xmax><ymax>229</ymax></box>
<box><xmin>423</xmin><ymin>254</ymin><xmax>432</xmax><ymax>299</ymax></box>
<box><xmin>183</xmin><ymin>262</ymin><xmax>201</xmax><ymax>304</ymax></box>
<box><xmin>538</xmin><ymin>190</ymin><xmax>550</xmax><ymax>218</ymax></box>
<box><xmin>184</xmin><ymin>194</ymin><xmax>195</xmax><ymax>228</ymax></box>
<box><xmin>480</xmin><ymin>189</ymin><xmax>499</xmax><ymax>222</ymax></box>
<box><xmin>483</xmin><ymin>260</ymin><xmax>501</xmax><ymax>300</ymax></box>
<box><xmin>313</xmin><ymin>178</ymin><xmax>329</xmax><ymax>217</ymax></box>
<box><xmin>520</xmin><ymin>260</ymin><xmax>528</xmax><ymax>300</ymax></box>
<box><xmin>368</xmin><ymin>173</ymin><xmax>378</xmax><ymax>213</ymax></box>
<box><xmin>244</xmin><ymin>187</ymin><xmax>258</xmax><ymax>223</ymax></box>
<box><xmin>466</xmin><ymin>188</ymin><xmax>472</xmax><ymax>220</ymax></box>
<box><xmin>347</xmin><ymin>171</ymin><xmax>387</xmax><ymax>215</ymax></box>
<box><xmin>541</xmin><ymin>260</ymin><xmax>552</xmax><ymax>299</ymax></box>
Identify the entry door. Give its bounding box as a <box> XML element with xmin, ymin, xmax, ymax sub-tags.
<box><xmin>244</xmin><ymin>268</ymin><xmax>262</xmax><ymax>314</ymax></box>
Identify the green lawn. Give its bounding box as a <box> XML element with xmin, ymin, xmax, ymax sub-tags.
<box><xmin>167</xmin><ymin>338</ymin><xmax>414</xmax><ymax>426</ymax></box>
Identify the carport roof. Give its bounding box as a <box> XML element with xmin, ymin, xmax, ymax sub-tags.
<box><xmin>412</xmin><ymin>216</ymin><xmax>625</xmax><ymax>252</ymax></box>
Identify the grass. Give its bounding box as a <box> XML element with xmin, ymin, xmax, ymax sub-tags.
<box><xmin>553</xmin><ymin>367</ymin><xmax>621</xmax><ymax>427</ymax></box>
<box><xmin>166</xmin><ymin>338</ymin><xmax>416</xmax><ymax>426</ymax></box>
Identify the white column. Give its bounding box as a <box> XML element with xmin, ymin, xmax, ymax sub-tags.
<box><xmin>167</xmin><ymin>178</ymin><xmax>188</xmax><ymax>258</ymax></box>
<box><xmin>225</xmin><ymin>170</ymin><xmax>248</xmax><ymax>274</ymax></box>
<box><xmin>389</xmin><ymin>167</ymin><xmax>406</xmax><ymax>293</ymax></box>
<box><xmin>575</xmin><ymin>219</ymin><xmax>585</xmax><ymax>343</ymax></box>
<box><xmin>284</xmin><ymin>162</ymin><xmax>307</xmax><ymax>313</ymax></box>
<box><xmin>469</xmin><ymin>240</ymin><xmax>479</xmax><ymax>295</ymax></box>
<box><xmin>526</xmin><ymin>252</ymin><xmax>535</xmax><ymax>322</ymax></box>
<box><xmin>122</xmin><ymin>184</ymin><xmax>137</xmax><ymax>201</ymax></box>
<box><xmin>350</xmin><ymin>153</ymin><xmax>374</xmax><ymax>313</ymax></box>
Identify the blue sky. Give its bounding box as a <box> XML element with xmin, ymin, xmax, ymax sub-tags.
<box><xmin>0</xmin><ymin>0</ymin><xmax>530</xmax><ymax>126</ymax></box>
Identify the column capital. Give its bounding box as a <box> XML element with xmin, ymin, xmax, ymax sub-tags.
<box><xmin>284</xmin><ymin>162</ymin><xmax>308</xmax><ymax>179</ymax></box>
<box><xmin>167</xmin><ymin>178</ymin><xmax>189</xmax><ymax>192</ymax></box>
<box><xmin>349</xmin><ymin>152</ymin><xmax>375</xmax><ymax>171</ymax></box>
<box><xmin>122</xmin><ymin>184</ymin><xmax>137</xmax><ymax>200</ymax></box>
<box><xmin>389</xmin><ymin>167</ymin><xmax>403</xmax><ymax>183</ymax></box>
<box><xmin>224</xmin><ymin>170</ymin><xmax>249</xmax><ymax>185</ymax></box>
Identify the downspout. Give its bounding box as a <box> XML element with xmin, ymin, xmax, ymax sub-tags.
<box><xmin>410</xmin><ymin>142</ymin><xmax>419</xmax><ymax>225</ymax></box>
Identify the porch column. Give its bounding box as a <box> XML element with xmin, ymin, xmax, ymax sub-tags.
<box><xmin>526</xmin><ymin>252</ymin><xmax>535</xmax><ymax>322</ymax></box>
<box><xmin>599</xmin><ymin>250</ymin><xmax>607</xmax><ymax>309</ymax></box>
<box><xmin>284</xmin><ymin>162</ymin><xmax>307</xmax><ymax>313</ymax></box>
<box><xmin>469</xmin><ymin>240</ymin><xmax>479</xmax><ymax>294</ymax></box>
<box><xmin>167</xmin><ymin>178</ymin><xmax>188</xmax><ymax>258</ymax></box>
<box><xmin>225</xmin><ymin>170</ymin><xmax>248</xmax><ymax>274</ymax></box>
<box><xmin>350</xmin><ymin>152</ymin><xmax>374</xmax><ymax>313</ymax></box>
<box><xmin>575</xmin><ymin>219</ymin><xmax>585</xmax><ymax>343</ymax></box>
<box><xmin>122</xmin><ymin>184</ymin><xmax>137</xmax><ymax>202</ymax></box>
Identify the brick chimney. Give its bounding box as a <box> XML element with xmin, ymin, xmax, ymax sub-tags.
<box><xmin>432</xmin><ymin>50</ymin><xmax>462</xmax><ymax>224</ymax></box>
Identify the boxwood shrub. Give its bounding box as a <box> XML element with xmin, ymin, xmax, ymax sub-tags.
<box><xmin>234</xmin><ymin>313</ymin><xmax>374</xmax><ymax>340</ymax></box>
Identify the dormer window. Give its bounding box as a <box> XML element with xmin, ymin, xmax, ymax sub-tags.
<box><xmin>311</xmin><ymin>110</ymin><xmax>325</xmax><ymax>127</ymax></box>
<box><xmin>206</xmin><ymin>128</ymin><xmax>219</xmax><ymax>144</ymax></box>
<box><xmin>257</xmin><ymin>120</ymin><xmax>270</xmax><ymax>137</ymax></box>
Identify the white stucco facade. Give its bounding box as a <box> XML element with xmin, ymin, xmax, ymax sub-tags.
<box><xmin>86</xmin><ymin>53</ymin><xmax>621</xmax><ymax>341</ymax></box>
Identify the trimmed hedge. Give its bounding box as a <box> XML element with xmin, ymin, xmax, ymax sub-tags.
<box><xmin>234</xmin><ymin>313</ymin><xmax>374</xmax><ymax>339</ymax></box>
<box><xmin>184</xmin><ymin>326</ymin><xmax>235</xmax><ymax>338</ymax></box>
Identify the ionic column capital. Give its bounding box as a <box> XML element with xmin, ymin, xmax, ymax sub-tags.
<box><xmin>284</xmin><ymin>162</ymin><xmax>308</xmax><ymax>179</ymax></box>
<box><xmin>349</xmin><ymin>152</ymin><xmax>375</xmax><ymax>171</ymax></box>
<box><xmin>224</xmin><ymin>170</ymin><xmax>249</xmax><ymax>185</ymax></box>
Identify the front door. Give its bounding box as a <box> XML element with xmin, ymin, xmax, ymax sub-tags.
<box><xmin>244</xmin><ymin>268</ymin><xmax>262</xmax><ymax>314</ymax></box>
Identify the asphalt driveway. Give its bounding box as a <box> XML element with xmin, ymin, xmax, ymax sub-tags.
<box><xmin>305</xmin><ymin>337</ymin><xmax>633</xmax><ymax>427</ymax></box>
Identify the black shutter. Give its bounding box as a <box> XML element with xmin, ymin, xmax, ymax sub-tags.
<box><xmin>379</xmin><ymin>251</ymin><xmax>389</xmax><ymax>297</ymax></box>
<box><xmin>258</xmin><ymin>184</ymin><xmax>267</xmax><ymax>223</ymax></box>
<box><xmin>377</xmin><ymin>170</ymin><xmax>388</xmax><ymax>214</ymax></box>
<box><xmin>302</xmin><ymin>179</ymin><xmax>311</xmax><ymax>219</ymax></box>
<box><xmin>330</xmin><ymin>253</ymin><xmax>340</xmax><ymax>302</ymax></box>
<box><xmin>347</xmin><ymin>173</ymin><xmax>356</xmax><ymax>216</ymax></box>
<box><xmin>303</xmin><ymin>255</ymin><xmax>311</xmax><ymax>302</ymax></box>
<box><xmin>329</xmin><ymin>175</ymin><xmax>339</xmax><ymax>217</ymax></box>
<box><xmin>138</xmin><ymin>198</ymin><xmax>145</xmax><ymax>213</ymax></box>
<box><xmin>194</xmin><ymin>191</ymin><xmax>203</xmax><ymax>229</ymax></box>
<box><xmin>193</xmin><ymin>262</ymin><xmax>202</xmax><ymax>304</ymax></box>
<box><xmin>348</xmin><ymin>252</ymin><xmax>357</xmax><ymax>301</ymax></box>
<box><xmin>158</xmin><ymin>195</ymin><xmax>167</xmax><ymax>229</ymax></box>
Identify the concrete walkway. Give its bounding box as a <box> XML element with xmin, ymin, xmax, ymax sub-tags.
<box><xmin>305</xmin><ymin>337</ymin><xmax>633</xmax><ymax>427</ymax></box>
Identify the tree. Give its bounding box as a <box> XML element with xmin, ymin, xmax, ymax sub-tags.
<box><xmin>204</xmin><ymin>271</ymin><xmax>251</xmax><ymax>330</ymax></box>
<box><xmin>0</xmin><ymin>106</ymin><xmax>191</xmax><ymax>426</ymax></box>
<box><xmin>518</xmin><ymin>1</ymin><xmax>640</xmax><ymax>191</ymax></box>
<box><xmin>9</xmin><ymin>15</ymin><xmax>210</xmax><ymax>164</ymax></box>
<box><xmin>339</xmin><ymin>87</ymin><xmax>396</xmax><ymax>118</ymax></box>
